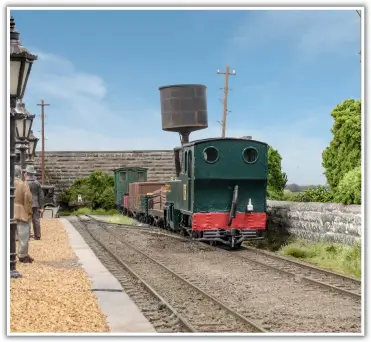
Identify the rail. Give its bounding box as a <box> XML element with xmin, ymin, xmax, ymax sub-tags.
<box><xmin>81</xmin><ymin>215</ymin><xmax>267</xmax><ymax>333</ymax></box>
<box><xmin>233</xmin><ymin>247</ymin><xmax>361</xmax><ymax>299</ymax></box>
<box><xmin>86</xmin><ymin>216</ymin><xmax>361</xmax><ymax>300</ymax></box>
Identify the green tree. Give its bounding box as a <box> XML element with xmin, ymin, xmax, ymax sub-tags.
<box><xmin>322</xmin><ymin>99</ymin><xmax>361</xmax><ymax>190</ymax></box>
<box><xmin>267</xmin><ymin>146</ymin><xmax>288</xmax><ymax>199</ymax></box>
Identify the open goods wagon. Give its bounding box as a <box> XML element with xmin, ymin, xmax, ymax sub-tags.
<box><xmin>127</xmin><ymin>182</ymin><xmax>166</xmax><ymax>219</ymax></box>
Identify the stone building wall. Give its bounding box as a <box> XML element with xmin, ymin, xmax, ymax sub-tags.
<box><xmin>34</xmin><ymin>150</ymin><xmax>176</xmax><ymax>199</ymax></box>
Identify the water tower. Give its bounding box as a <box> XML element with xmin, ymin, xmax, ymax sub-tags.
<box><xmin>159</xmin><ymin>84</ymin><xmax>208</xmax><ymax>144</ymax></box>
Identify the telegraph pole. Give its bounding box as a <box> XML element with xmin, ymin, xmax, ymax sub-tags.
<box><xmin>37</xmin><ymin>100</ymin><xmax>50</xmax><ymax>184</ymax></box>
<box><xmin>356</xmin><ymin>10</ymin><xmax>361</xmax><ymax>63</ymax></box>
<box><xmin>217</xmin><ymin>65</ymin><xmax>236</xmax><ymax>137</ymax></box>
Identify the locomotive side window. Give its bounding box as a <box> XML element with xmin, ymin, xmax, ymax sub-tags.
<box><xmin>203</xmin><ymin>146</ymin><xmax>219</xmax><ymax>163</ymax></box>
<box><xmin>243</xmin><ymin>147</ymin><xmax>258</xmax><ymax>164</ymax></box>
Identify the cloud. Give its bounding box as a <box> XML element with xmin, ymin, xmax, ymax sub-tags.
<box><xmin>232</xmin><ymin>10</ymin><xmax>360</xmax><ymax>59</ymax></box>
<box><xmin>24</xmin><ymin>51</ymin><xmax>146</xmax><ymax>135</ymax></box>
<box><xmin>24</xmin><ymin>50</ymin><xmax>328</xmax><ymax>185</ymax></box>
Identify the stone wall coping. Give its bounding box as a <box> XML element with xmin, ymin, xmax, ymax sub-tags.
<box><xmin>267</xmin><ymin>200</ymin><xmax>361</xmax><ymax>213</ymax></box>
<box><xmin>35</xmin><ymin>150</ymin><xmax>173</xmax><ymax>154</ymax></box>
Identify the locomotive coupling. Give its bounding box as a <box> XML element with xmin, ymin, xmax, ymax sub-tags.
<box><xmin>230</xmin><ymin>228</ymin><xmax>238</xmax><ymax>236</ymax></box>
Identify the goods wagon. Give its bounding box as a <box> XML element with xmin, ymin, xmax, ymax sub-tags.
<box><xmin>127</xmin><ymin>182</ymin><xmax>166</xmax><ymax>219</ymax></box>
<box><xmin>114</xmin><ymin>167</ymin><xmax>148</xmax><ymax>212</ymax></box>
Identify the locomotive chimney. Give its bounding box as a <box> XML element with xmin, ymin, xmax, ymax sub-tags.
<box><xmin>159</xmin><ymin>84</ymin><xmax>208</xmax><ymax>144</ymax></box>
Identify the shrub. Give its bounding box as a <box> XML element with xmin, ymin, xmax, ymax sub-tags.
<box><xmin>292</xmin><ymin>185</ymin><xmax>334</xmax><ymax>203</ymax></box>
<box><xmin>59</xmin><ymin>170</ymin><xmax>115</xmax><ymax>210</ymax></box>
<box><xmin>99</xmin><ymin>186</ymin><xmax>115</xmax><ymax>210</ymax></box>
<box><xmin>334</xmin><ymin>166</ymin><xmax>361</xmax><ymax>205</ymax></box>
<box><xmin>267</xmin><ymin>186</ymin><xmax>284</xmax><ymax>200</ymax></box>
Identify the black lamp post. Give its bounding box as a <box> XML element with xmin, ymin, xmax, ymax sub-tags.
<box><xmin>15</xmin><ymin>149</ymin><xmax>21</xmax><ymax>166</ymax></box>
<box><xmin>16</xmin><ymin>141</ymin><xmax>28</xmax><ymax>180</ymax></box>
<box><xmin>9</xmin><ymin>16</ymin><xmax>37</xmax><ymax>279</ymax></box>
<box><xmin>26</xmin><ymin>129</ymin><xmax>39</xmax><ymax>166</ymax></box>
<box><xmin>15</xmin><ymin>103</ymin><xmax>34</xmax><ymax>141</ymax></box>
<box><xmin>15</xmin><ymin>103</ymin><xmax>35</xmax><ymax>179</ymax></box>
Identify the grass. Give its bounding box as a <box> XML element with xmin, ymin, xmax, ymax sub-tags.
<box><xmin>58</xmin><ymin>207</ymin><xmax>120</xmax><ymax>217</ymax></box>
<box><xmin>58</xmin><ymin>207</ymin><xmax>133</xmax><ymax>225</ymax></box>
<box><xmin>106</xmin><ymin>214</ymin><xmax>134</xmax><ymax>225</ymax></box>
<box><xmin>279</xmin><ymin>239</ymin><xmax>361</xmax><ymax>279</ymax></box>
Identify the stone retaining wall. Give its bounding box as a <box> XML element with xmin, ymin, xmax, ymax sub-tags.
<box><xmin>267</xmin><ymin>201</ymin><xmax>362</xmax><ymax>245</ymax></box>
<box><xmin>34</xmin><ymin>151</ymin><xmax>362</xmax><ymax>245</ymax></box>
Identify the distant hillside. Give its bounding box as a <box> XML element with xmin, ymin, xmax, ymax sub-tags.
<box><xmin>285</xmin><ymin>184</ymin><xmax>321</xmax><ymax>193</ymax></box>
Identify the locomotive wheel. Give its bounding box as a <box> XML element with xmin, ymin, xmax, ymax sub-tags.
<box><xmin>231</xmin><ymin>242</ymin><xmax>242</xmax><ymax>250</ymax></box>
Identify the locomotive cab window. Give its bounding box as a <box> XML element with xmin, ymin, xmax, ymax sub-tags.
<box><xmin>243</xmin><ymin>147</ymin><xmax>258</xmax><ymax>164</ymax></box>
<box><xmin>203</xmin><ymin>146</ymin><xmax>219</xmax><ymax>163</ymax></box>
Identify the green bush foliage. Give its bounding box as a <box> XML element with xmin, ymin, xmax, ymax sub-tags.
<box><xmin>59</xmin><ymin>170</ymin><xmax>115</xmax><ymax>210</ymax></box>
<box><xmin>99</xmin><ymin>186</ymin><xmax>115</xmax><ymax>210</ymax></box>
<box><xmin>292</xmin><ymin>185</ymin><xmax>334</xmax><ymax>203</ymax></box>
<box><xmin>267</xmin><ymin>146</ymin><xmax>287</xmax><ymax>199</ymax></box>
<box><xmin>334</xmin><ymin>166</ymin><xmax>362</xmax><ymax>205</ymax></box>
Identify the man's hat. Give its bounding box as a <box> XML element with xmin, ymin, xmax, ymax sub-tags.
<box><xmin>25</xmin><ymin>165</ymin><xmax>37</xmax><ymax>174</ymax></box>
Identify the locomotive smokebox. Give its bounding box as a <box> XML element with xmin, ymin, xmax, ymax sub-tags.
<box><xmin>159</xmin><ymin>84</ymin><xmax>208</xmax><ymax>144</ymax></box>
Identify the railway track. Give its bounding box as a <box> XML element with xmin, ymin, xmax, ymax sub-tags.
<box><xmin>76</xmin><ymin>215</ymin><xmax>267</xmax><ymax>333</ymax></box>
<box><xmin>73</xmin><ymin>217</ymin><xmax>190</xmax><ymax>333</ymax></box>
<box><xmin>89</xmin><ymin>215</ymin><xmax>361</xmax><ymax>300</ymax></box>
<box><xmin>89</xmin><ymin>216</ymin><xmax>188</xmax><ymax>241</ymax></box>
<box><xmin>233</xmin><ymin>247</ymin><xmax>361</xmax><ymax>299</ymax></box>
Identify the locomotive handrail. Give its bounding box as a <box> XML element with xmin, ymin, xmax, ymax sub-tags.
<box><xmin>228</xmin><ymin>185</ymin><xmax>239</xmax><ymax>226</ymax></box>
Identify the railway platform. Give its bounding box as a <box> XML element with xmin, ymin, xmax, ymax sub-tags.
<box><xmin>9</xmin><ymin>218</ymin><xmax>156</xmax><ymax>334</ymax></box>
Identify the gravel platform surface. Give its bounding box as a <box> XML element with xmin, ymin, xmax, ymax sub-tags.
<box><xmin>10</xmin><ymin>219</ymin><xmax>109</xmax><ymax>333</ymax></box>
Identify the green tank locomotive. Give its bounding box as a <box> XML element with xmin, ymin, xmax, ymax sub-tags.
<box><xmin>161</xmin><ymin>137</ymin><xmax>268</xmax><ymax>248</ymax></box>
<box><xmin>144</xmin><ymin>137</ymin><xmax>268</xmax><ymax>248</ymax></box>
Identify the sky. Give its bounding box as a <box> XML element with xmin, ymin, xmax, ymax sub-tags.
<box><xmin>10</xmin><ymin>9</ymin><xmax>361</xmax><ymax>185</ymax></box>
